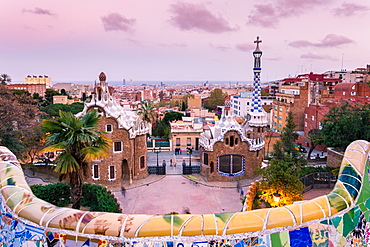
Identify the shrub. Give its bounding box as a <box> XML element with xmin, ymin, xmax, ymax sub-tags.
<box><xmin>81</xmin><ymin>183</ymin><xmax>120</xmax><ymax>213</ymax></box>
<box><xmin>30</xmin><ymin>183</ymin><xmax>71</xmax><ymax>207</ymax></box>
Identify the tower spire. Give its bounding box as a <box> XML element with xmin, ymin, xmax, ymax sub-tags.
<box><xmin>249</xmin><ymin>36</ymin><xmax>268</xmax><ymax>127</ymax></box>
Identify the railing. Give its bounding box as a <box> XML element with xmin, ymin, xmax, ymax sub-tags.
<box><xmin>182</xmin><ymin>165</ymin><xmax>201</xmax><ymax>175</ymax></box>
<box><xmin>147</xmin><ymin>165</ymin><xmax>166</xmax><ymax>175</ymax></box>
<box><xmin>300</xmin><ymin>172</ymin><xmax>337</xmax><ymax>193</ymax></box>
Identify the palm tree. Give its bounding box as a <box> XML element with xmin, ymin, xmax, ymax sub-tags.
<box><xmin>42</xmin><ymin>110</ymin><xmax>110</xmax><ymax>209</ymax></box>
<box><xmin>137</xmin><ymin>101</ymin><xmax>156</xmax><ymax>135</ymax></box>
<box><xmin>0</xmin><ymin>74</ymin><xmax>12</xmax><ymax>85</ymax></box>
<box><xmin>137</xmin><ymin>101</ymin><xmax>156</xmax><ymax>123</ymax></box>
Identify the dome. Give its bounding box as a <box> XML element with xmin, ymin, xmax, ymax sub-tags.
<box><xmin>99</xmin><ymin>72</ymin><xmax>106</xmax><ymax>82</ymax></box>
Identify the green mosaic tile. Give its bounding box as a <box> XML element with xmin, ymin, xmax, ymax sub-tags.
<box><xmin>320</xmin><ymin>219</ymin><xmax>330</xmax><ymax>225</ymax></box>
<box><xmin>270</xmin><ymin>232</ymin><xmax>282</xmax><ymax>247</ymax></box>
<box><xmin>342</xmin><ymin>213</ymin><xmax>355</xmax><ymax>237</ymax></box>
<box><xmin>331</xmin><ymin>217</ymin><xmax>342</xmax><ymax>228</ymax></box>
<box><xmin>358</xmin><ymin>203</ymin><xmax>367</xmax><ymax>212</ymax></box>
<box><xmin>365</xmin><ymin>198</ymin><xmax>370</xmax><ymax>209</ymax></box>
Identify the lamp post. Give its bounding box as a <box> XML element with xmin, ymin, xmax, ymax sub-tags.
<box><xmin>188</xmin><ymin>147</ymin><xmax>193</xmax><ymax>166</ymax></box>
<box><xmin>153</xmin><ymin>147</ymin><xmax>161</xmax><ymax>167</ymax></box>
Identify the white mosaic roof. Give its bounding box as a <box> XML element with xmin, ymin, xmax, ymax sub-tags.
<box><xmin>76</xmin><ymin>76</ymin><xmax>149</xmax><ymax>139</ymax></box>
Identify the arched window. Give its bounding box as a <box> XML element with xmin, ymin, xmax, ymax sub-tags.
<box><xmin>235</xmin><ymin>138</ymin><xmax>238</xmax><ymax>145</ymax></box>
<box><xmin>217</xmin><ymin>154</ymin><xmax>245</xmax><ymax>177</ymax></box>
<box><xmin>230</xmin><ymin>136</ymin><xmax>234</xmax><ymax>147</ymax></box>
<box><xmin>225</xmin><ymin>138</ymin><xmax>229</xmax><ymax>145</ymax></box>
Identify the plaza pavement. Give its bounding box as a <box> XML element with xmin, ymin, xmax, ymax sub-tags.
<box><xmin>23</xmin><ymin>150</ymin><xmax>331</xmax><ymax>215</ymax></box>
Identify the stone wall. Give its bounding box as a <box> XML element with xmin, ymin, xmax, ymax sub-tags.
<box><xmin>327</xmin><ymin>147</ymin><xmax>344</xmax><ymax>167</ymax></box>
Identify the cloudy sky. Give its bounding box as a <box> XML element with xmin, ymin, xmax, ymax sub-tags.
<box><xmin>1</xmin><ymin>0</ymin><xmax>369</xmax><ymax>83</ymax></box>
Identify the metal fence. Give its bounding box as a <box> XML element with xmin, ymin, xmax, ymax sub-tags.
<box><xmin>148</xmin><ymin>165</ymin><xmax>166</xmax><ymax>175</ymax></box>
<box><xmin>300</xmin><ymin>172</ymin><xmax>337</xmax><ymax>193</ymax></box>
<box><xmin>182</xmin><ymin>165</ymin><xmax>201</xmax><ymax>175</ymax></box>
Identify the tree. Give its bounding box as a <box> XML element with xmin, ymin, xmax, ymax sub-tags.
<box><xmin>20</xmin><ymin>124</ymin><xmax>45</xmax><ymax>163</ymax></box>
<box><xmin>41</xmin><ymin>110</ymin><xmax>110</xmax><ymax>209</ymax></box>
<box><xmin>272</xmin><ymin>111</ymin><xmax>300</xmax><ymax>159</ymax></box>
<box><xmin>0</xmin><ymin>74</ymin><xmax>11</xmax><ymax>85</ymax></box>
<box><xmin>162</xmin><ymin>111</ymin><xmax>184</xmax><ymax>125</ymax></box>
<box><xmin>259</xmin><ymin>155</ymin><xmax>304</xmax><ymax>207</ymax></box>
<box><xmin>41</xmin><ymin>102</ymin><xmax>84</xmax><ymax>118</ymax></box>
<box><xmin>321</xmin><ymin>102</ymin><xmax>370</xmax><ymax>149</ymax></box>
<box><xmin>306</xmin><ymin>129</ymin><xmax>324</xmax><ymax>158</ymax></box>
<box><xmin>137</xmin><ymin>101</ymin><xmax>156</xmax><ymax>123</ymax></box>
<box><xmin>43</xmin><ymin>88</ymin><xmax>61</xmax><ymax>106</ymax></box>
<box><xmin>204</xmin><ymin>89</ymin><xmax>227</xmax><ymax>110</ymax></box>
<box><xmin>0</xmin><ymin>85</ymin><xmax>41</xmax><ymax>158</ymax></box>
<box><xmin>259</xmin><ymin>111</ymin><xmax>305</xmax><ymax>207</ymax></box>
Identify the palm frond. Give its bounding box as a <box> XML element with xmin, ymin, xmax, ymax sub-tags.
<box><xmin>54</xmin><ymin>152</ymin><xmax>80</xmax><ymax>174</ymax></box>
<box><xmin>82</xmin><ymin>146</ymin><xmax>109</xmax><ymax>162</ymax></box>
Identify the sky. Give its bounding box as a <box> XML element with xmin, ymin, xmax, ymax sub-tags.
<box><xmin>1</xmin><ymin>0</ymin><xmax>370</xmax><ymax>84</ymax></box>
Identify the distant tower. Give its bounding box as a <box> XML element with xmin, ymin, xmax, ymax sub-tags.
<box><xmin>249</xmin><ymin>36</ymin><xmax>268</xmax><ymax>127</ymax></box>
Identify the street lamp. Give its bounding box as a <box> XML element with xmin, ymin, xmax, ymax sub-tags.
<box><xmin>153</xmin><ymin>147</ymin><xmax>161</xmax><ymax>167</ymax></box>
<box><xmin>188</xmin><ymin>147</ymin><xmax>193</xmax><ymax>166</ymax></box>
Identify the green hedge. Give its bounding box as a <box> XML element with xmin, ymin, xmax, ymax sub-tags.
<box><xmin>30</xmin><ymin>183</ymin><xmax>120</xmax><ymax>213</ymax></box>
<box><xmin>30</xmin><ymin>183</ymin><xmax>71</xmax><ymax>207</ymax></box>
<box><xmin>81</xmin><ymin>183</ymin><xmax>120</xmax><ymax>213</ymax></box>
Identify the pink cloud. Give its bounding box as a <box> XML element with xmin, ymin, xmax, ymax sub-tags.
<box><xmin>209</xmin><ymin>44</ymin><xmax>230</xmax><ymax>52</ymax></box>
<box><xmin>125</xmin><ymin>38</ymin><xmax>143</xmax><ymax>46</ymax></box>
<box><xmin>169</xmin><ymin>3</ymin><xmax>238</xmax><ymax>33</ymax></box>
<box><xmin>301</xmin><ymin>52</ymin><xmax>337</xmax><ymax>60</ymax></box>
<box><xmin>22</xmin><ymin>7</ymin><xmax>56</xmax><ymax>16</ymax></box>
<box><xmin>101</xmin><ymin>13</ymin><xmax>136</xmax><ymax>32</ymax></box>
<box><xmin>235</xmin><ymin>43</ymin><xmax>255</xmax><ymax>52</ymax></box>
<box><xmin>247</xmin><ymin>0</ymin><xmax>328</xmax><ymax>28</ymax></box>
<box><xmin>333</xmin><ymin>2</ymin><xmax>370</xmax><ymax>16</ymax></box>
<box><xmin>159</xmin><ymin>43</ymin><xmax>187</xmax><ymax>48</ymax></box>
<box><xmin>289</xmin><ymin>34</ymin><xmax>353</xmax><ymax>48</ymax></box>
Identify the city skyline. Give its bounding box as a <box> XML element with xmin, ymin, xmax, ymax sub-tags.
<box><xmin>1</xmin><ymin>0</ymin><xmax>369</xmax><ymax>83</ymax></box>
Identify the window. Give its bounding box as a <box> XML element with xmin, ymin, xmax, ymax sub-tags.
<box><xmin>109</xmin><ymin>165</ymin><xmax>116</xmax><ymax>180</ymax></box>
<box><xmin>279</xmin><ymin>107</ymin><xmax>283</xmax><ymax>112</ymax></box>
<box><xmin>140</xmin><ymin>156</ymin><xmax>145</xmax><ymax>169</ymax></box>
<box><xmin>92</xmin><ymin>164</ymin><xmax>99</xmax><ymax>180</ymax></box>
<box><xmin>113</xmin><ymin>141</ymin><xmax>123</xmax><ymax>153</ymax></box>
<box><xmin>311</xmin><ymin>116</ymin><xmax>315</xmax><ymax>121</ymax></box>
<box><xmin>106</xmin><ymin>124</ymin><xmax>113</xmax><ymax>132</ymax></box>
<box><xmin>203</xmin><ymin>153</ymin><xmax>209</xmax><ymax>166</ymax></box>
<box><xmin>176</xmin><ymin>138</ymin><xmax>180</xmax><ymax>146</ymax></box>
<box><xmin>235</xmin><ymin>138</ymin><xmax>238</xmax><ymax>145</ymax></box>
<box><xmin>230</xmin><ymin>136</ymin><xmax>234</xmax><ymax>147</ymax></box>
<box><xmin>351</xmin><ymin>91</ymin><xmax>356</xmax><ymax>96</ymax></box>
<box><xmin>305</xmin><ymin>114</ymin><xmax>307</xmax><ymax>119</ymax></box>
<box><xmin>187</xmin><ymin>138</ymin><xmax>191</xmax><ymax>146</ymax></box>
<box><xmin>217</xmin><ymin>154</ymin><xmax>244</xmax><ymax>176</ymax></box>
<box><xmin>225</xmin><ymin>138</ymin><xmax>229</xmax><ymax>145</ymax></box>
